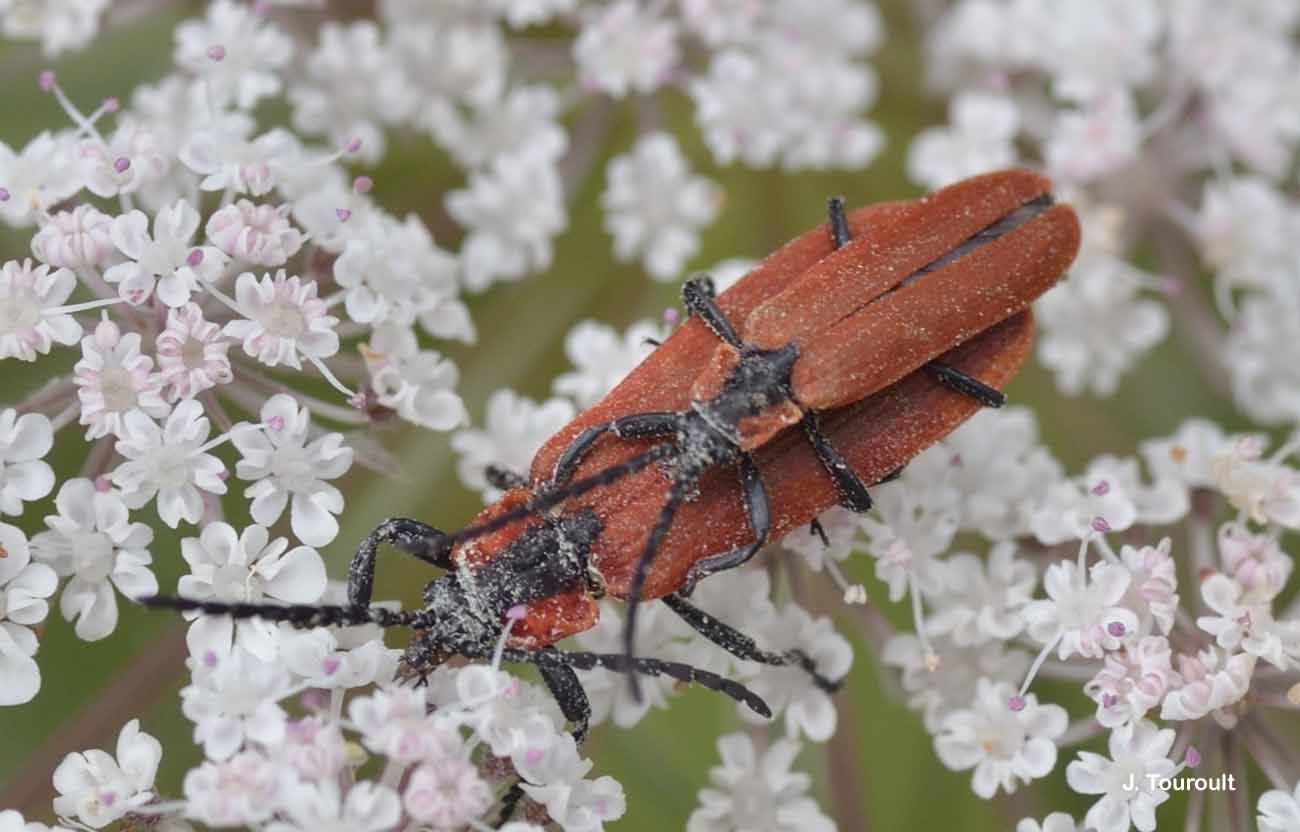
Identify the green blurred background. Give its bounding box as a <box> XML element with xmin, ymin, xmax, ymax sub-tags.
<box><xmin>0</xmin><ymin>2</ymin><xmax>1256</xmax><ymax>828</ymax></box>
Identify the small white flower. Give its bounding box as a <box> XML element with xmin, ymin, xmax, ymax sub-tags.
<box><xmin>154</xmin><ymin>303</ymin><xmax>233</xmax><ymax>400</ymax></box>
<box><xmin>1084</xmin><ymin>636</ymin><xmax>1179</xmax><ymax>728</ymax></box>
<box><xmin>349</xmin><ymin>684</ymin><xmax>458</xmax><ymax>763</ymax></box>
<box><xmin>1258</xmin><ymin>782</ymin><xmax>1300</xmax><ymax>832</ymax></box>
<box><xmin>110</xmin><ymin>401</ymin><xmax>227</xmax><ymax>528</ymax></box>
<box><xmin>362</xmin><ymin>324</ymin><xmax>468</xmax><ymax>431</ymax></box>
<box><xmin>183</xmin><ymin>749</ymin><xmax>287</xmax><ymax>826</ymax></box>
<box><xmin>0</xmin><ymin>258</ymin><xmax>82</xmax><ymax>361</ymax></box>
<box><xmin>73</xmin><ymin>318</ymin><xmax>170</xmax><ymax>440</ymax></box>
<box><xmin>552</xmin><ymin>318</ymin><xmax>663</xmax><ymax>409</ymax></box>
<box><xmin>0</xmin><ymin>523</ymin><xmax>58</xmax><ymax>706</ymax></box>
<box><xmin>272</xmin><ymin>716</ymin><xmax>347</xmax><ymax>783</ymax></box>
<box><xmin>177</xmin><ymin>521</ymin><xmax>326</xmax><ymax>660</ymax></box>
<box><xmin>1030</xmin><ymin>474</ymin><xmax>1139</xmax><ymax>545</ymax></box>
<box><xmin>1066</xmin><ymin>720</ymin><xmax>1177</xmax><ymax>832</ymax></box>
<box><xmin>179</xmin><ymin>117</ymin><xmax>297</xmax><ymax>197</ymax></box>
<box><xmin>205</xmin><ymin>201</ymin><xmax>304</xmax><ymax>267</ymax></box>
<box><xmin>30</xmin><ymin>205</ymin><xmax>116</xmax><ymax>269</ymax></box>
<box><xmin>1023</xmin><ymin>558</ymin><xmax>1137</xmax><ymax>661</ymax></box>
<box><xmin>935</xmin><ymin>678</ymin><xmax>1066</xmax><ymax>798</ymax></box>
<box><xmin>882</xmin><ymin>633</ymin><xmax>1031</xmax><ymax>733</ymax></box>
<box><xmin>779</xmin><ymin>506</ymin><xmax>863</xmax><ymax>574</ymax></box>
<box><xmin>1138</xmin><ymin>419</ymin><xmax>1236</xmax><ymax>491</ymax></box>
<box><xmin>860</xmin><ymin>456</ymin><xmax>960</xmax><ymax>601</ymax></box>
<box><xmin>927</xmin><ymin>543</ymin><xmax>1036</xmax><ymax>645</ymax></box>
<box><xmin>1118</xmin><ymin>539</ymin><xmax>1179</xmax><ymax>636</ymax></box>
<box><xmin>574</xmin><ymin>1</ymin><xmax>679</xmax><ymax>98</ymax></box>
<box><xmin>451</xmin><ymin>390</ymin><xmax>575</xmax><ymax>501</ymax></box>
<box><xmin>223</xmin><ymin>270</ymin><xmax>339</xmax><ymax>369</ymax></box>
<box><xmin>231</xmin><ymin>395</ymin><xmax>353</xmax><ymax>547</ymax></box>
<box><xmin>738</xmin><ymin>603</ymin><xmax>852</xmax><ymax>742</ymax></box>
<box><xmin>0</xmin><ymin>0</ymin><xmax>108</xmax><ymax>56</ymax></box>
<box><xmin>938</xmin><ymin>406</ymin><xmax>1064</xmax><ymax>540</ymax></box>
<box><xmin>0</xmin><ymin>807</ymin><xmax>71</xmax><ymax>832</ymax></box>
<box><xmin>690</xmin><ymin>49</ymin><xmax>792</xmax><ymax>167</ymax></box>
<box><xmin>332</xmin><ymin>211</ymin><xmax>470</xmax><ymax>340</ymax></box>
<box><xmin>602</xmin><ymin>132</ymin><xmax>720</xmax><ymax>281</ymax></box>
<box><xmin>907</xmin><ymin>91</ymin><xmax>1020</xmax><ymax>189</ymax></box>
<box><xmin>77</xmin><ymin>123</ymin><xmax>170</xmax><ymax>199</ymax></box>
<box><xmin>517</xmin><ymin>733</ymin><xmax>626</xmax><ymax>832</ymax></box>
<box><xmin>289</xmin><ymin>21</ymin><xmax>416</xmax><ymax>163</ymax></box>
<box><xmin>30</xmin><ymin>479</ymin><xmax>156</xmax><ymax>642</ymax></box>
<box><xmin>1160</xmin><ymin>647</ymin><xmax>1255</xmax><ymax>723</ymax></box>
<box><xmin>1016</xmin><ymin>813</ymin><xmax>1083</xmax><ymax>832</ymax></box>
<box><xmin>103</xmin><ymin>199</ymin><xmax>226</xmax><ymax>307</ymax></box>
<box><xmin>269</xmin><ymin>780</ymin><xmax>402</xmax><ymax>832</ymax></box>
<box><xmin>1045</xmin><ymin>90</ymin><xmax>1142</xmax><ymax>183</ymax></box>
<box><xmin>447</xmin><ymin>150</ymin><xmax>567</xmax><ymax>292</ymax></box>
<box><xmin>687</xmin><ymin>732</ymin><xmax>832</xmax><ymax>832</ymax></box>
<box><xmin>1035</xmin><ymin>256</ymin><xmax>1168</xmax><ymax>399</ymax></box>
<box><xmin>402</xmin><ymin>758</ymin><xmax>493</xmax><ymax>829</ymax></box>
<box><xmin>1197</xmin><ymin>573</ymin><xmax>1300</xmax><ymax>670</ymax></box>
<box><xmin>427</xmin><ymin>83</ymin><xmax>567</xmax><ymax>168</ymax></box>
<box><xmin>181</xmin><ymin>645</ymin><xmax>290</xmax><ymax>761</ymax></box>
<box><xmin>0</xmin><ymin>133</ymin><xmax>80</xmax><ymax>226</ymax></box>
<box><xmin>174</xmin><ymin>0</ymin><xmax>292</xmax><ymax>110</ymax></box>
<box><xmin>277</xmin><ymin>618</ymin><xmax>398</xmax><ymax>690</ymax></box>
<box><xmin>1210</xmin><ymin>437</ymin><xmax>1300</xmax><ymax>528</ymax></box>
<box><xmin>0</xmin><ymin>408</ymin><xmax>55</xmax><ymax>516</ymax></box>
<box><xmin>51</xmin><ymin>719</ymin><xmax>161</xmax><ymax>829</ymax></box>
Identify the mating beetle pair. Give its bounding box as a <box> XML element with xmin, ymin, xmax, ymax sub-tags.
<box><xmin>148</xmin><ymin>169</ymin><xmax>1081</xmax><ymax>744</ymax></box>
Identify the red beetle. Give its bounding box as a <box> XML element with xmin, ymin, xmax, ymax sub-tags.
<box><xmin>148</xmin><ymin>170</ymin><xmax>1081</xmax><ymax>741</ymax></box>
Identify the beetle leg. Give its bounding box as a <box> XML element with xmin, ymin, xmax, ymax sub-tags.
<box><xmin>484</xmin><ymin>464</ymin><xmax>528</xmax><ymax>491</ymax></box>
<box><xmin>810</xmin><ymin>517</ymin><xmax>831</xmax><ymax>546</ymax></box>
<box><xmin>802</xmin><ymin>412</ymin><xmax>874</xmax><ymax>513</ymax></box>
<box><xmin>551</xmin><ymin>412</ymin><xmax>679</xmax><ymax>488</ymax></box>
<box><xmin>924</xmin><ymin>360</ymin><xmax>1007</xmax><ymax>407</ymax></box>
<box><xmin>827</xmin><ymin>196</ymin><xmax>851</xmax><ymax>248</ymax></box>
<box><xmin>505</xmin><ymin>646</ymin><xmax>771</xmax><ymax>719</ymax></box>
<box><xmin>662</xmin><ymin>594</ymin><xmax>841</xmax><ymax>693</ymax></box>
<box><xmin>538</xmin><ymin>662</ymin><xmax>592</xmax><ymax>744</ymax></box>
<box><xmin>622</xmin><ymin>480</ymin><xmax>690</xmax><ymax>701</ymax></box>
<box><xmin>682</xmin><ymin>276</ymin><xmax>744</xmax><ymax>349</ymax></box>
<box><xmin>347</xmin><ymin>518</ymin><xmax>453</xmax><ymax>608</ymax></box>
<box><xmin>680</xmin><ymin>454</ymin><xmax>771</xmax><ymax>594</ymax></box>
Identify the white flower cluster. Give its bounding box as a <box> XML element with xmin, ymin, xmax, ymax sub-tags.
<box><xmin>913</xmin><ymin>1</ymin><xmax>1300</xmax><ymax>404</ymax></box>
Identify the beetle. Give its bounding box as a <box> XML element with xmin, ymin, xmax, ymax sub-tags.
<box><xmin>507</xmin><ymin>168</ymin><xmax>1079</xmax><ymax>692</ymax></box>
<box><xmin>146</xmin><ymin>170</ymin><xmax>1079</xmax><ymax>743</ymax></box>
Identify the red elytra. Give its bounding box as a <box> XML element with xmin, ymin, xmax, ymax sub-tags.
<box><xmin>445</xmin><ymin>169</ymin><xmax>1080</xmax><ymax>649</ymax></box>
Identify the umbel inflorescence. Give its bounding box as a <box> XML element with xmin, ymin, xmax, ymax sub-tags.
<box><xmin>1</xmin><ymin>2</ymin><xmax>1299</xmax><ymax>832</ymax></box>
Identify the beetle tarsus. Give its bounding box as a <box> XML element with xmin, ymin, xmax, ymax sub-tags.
<box><xmin>664</xmin><ymin>593</ymin><xmax>842</xmax><ymax>693</ymax></box>
<box><xmin>827</xmin><ymin>196</ymin><xmax>851</xmax><ymax>248</ymax></box>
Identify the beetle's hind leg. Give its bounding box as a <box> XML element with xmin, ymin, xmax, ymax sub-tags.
<box><xmin>663</xmin><ymin>594</ymin><xmax>841</xmax><ymax>693</ymax></box>
<box><xmin>680</xmin><ymin>453</ymin><xmax>771</xmax><ymax>594</ymax></box>
<box><xmin>923</xmin><ymin>360</ymin><xmax>1007</xmax><ymax>407</ymax></box>
<box><xmin>348</xmin><ymin>518</ymin><xmax>453</xmax><ymax>607</ymax></box>
<box><xmin>506</xmin><ymin>646</ymin><xmax>771</xmax><ymax>719</ymax></box>
<box><xmin>682</xmin><ymin>275</ymin><xmax>744</xmax><ymax>349</ymax></box>
<box><xmin>803</xmin><ymin>412</ymin><xmax>874</xmax><ymax>513</ymax></box>
<box><xmin>551</xmin><ymin>412</ymin><xmax>679</xmax><ymax>488</ymax></box>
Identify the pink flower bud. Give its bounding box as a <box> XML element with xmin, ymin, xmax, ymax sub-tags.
<box><xmin>1184</xmin><ymin>746</ymin><xmax>1201</xmax><ymax>768</ymax></box>
<box><xmin>207</xmin><ymin>45</ymin><xmax>227</xmax><ymax>61</ymax></box>
<box><xmin>353</xmin><ymin>176</ymin><xmax>373</xmax><ymax>194</ymax></box>
<box><xmin>102</xmin><ymin>97</ymin><xmax>120</xmax><ymax>113</ymax></box>
<box><xmin>1091</xmin><ymin>516</ymin><xmax>1112</xmax><ymax>533</ymax></box>
<box><xmin>186</xmin><ymin>248</ymin><xmax>205</xmax><ymax>267</ymax></box>
<box><xmin>1008</xmin><ymin>695</ymin><xmax>1026</xmax><ymax>712</ymax></box>
<box><xmin>344</xmin><ymin>137</ymin><xmax>363</xmax><ymax>154</ymax></box>
<box><xmin>39</xmin><ymin>70</ymin><xmax>55</xmax><ymax>91</ymax></box>
<box><xmin>1107</xmin><ymin>621</ymin><xmax>1126</xmax><ymax>638</ymax></box>
<box><xmin>267</xmin><ymin>415</ymin><xmax>285</xmax><ymax>431</ymax></box>
<box><xmin>1091</xmin><ymin>480</ymin><xmax>1110</xmax><ymax>495</ymax></box>
<box><xmin>335</xmin><ymin>208</ymin><xmax>352</xmax><ymax>222</ymax></box>
<box><xmin>113</xmin><ymin>157</ymin><xmax>131</xmax><ymax>173</ymax></box>
<box><xmin>0</xmin><ymin>188</ymin><xmax>9</xmax><ymax>202</ymax></box>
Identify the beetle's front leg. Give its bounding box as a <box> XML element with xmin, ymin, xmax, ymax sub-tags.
<box><xmin>348</xmin><ymin>518</ymin><xmax>453</xmax><ymax>608</ymax></box>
